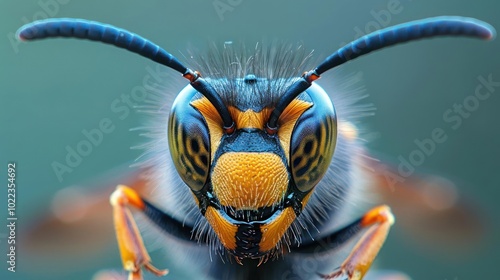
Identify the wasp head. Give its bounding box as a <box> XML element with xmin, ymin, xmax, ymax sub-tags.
<box><xmin>168</xmin><ymin>58</ymin><xmax>337</xmax><ymax>260</ymax></box>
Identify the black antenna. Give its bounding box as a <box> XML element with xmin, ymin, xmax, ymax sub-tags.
<box><xmin>17</xmin><ymin>18</ymin><xmax>235</xmax><ymax>132</ymax></box>
<box><xmin>266</xmin><ymin>16</ymin><xmax>496</xmax><ymax>132</ymax></box>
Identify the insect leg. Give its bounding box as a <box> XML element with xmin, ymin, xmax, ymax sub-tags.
<box><xmin>320</xmin><ymin>205</ymin><xmax>395</xmax><ymax>280</ymax></box>
<box><xmin>110</xmin><ymin>185</ymin><xmax>169</xmax><ymax>280</ymax></box>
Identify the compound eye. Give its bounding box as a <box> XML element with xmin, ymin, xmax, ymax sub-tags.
<box><xmin>168</xmin><ymin>87</ymin><xmax>210</xmax><ymax>191</ymax></box>
<box><xmin>289</xmin><ymin>85</ymin><xmax>337</xmax><ymax>192</ymax></box>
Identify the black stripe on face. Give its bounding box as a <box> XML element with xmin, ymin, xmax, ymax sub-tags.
<box><xmin>234</xmin><ymin>223</ymin><xmax>262</xmax><ymax>258</ymax></box>
<box><xmin>212</xmin><ymin>128</ymin><xmax>288</xmax><ymax>170</ymax></box>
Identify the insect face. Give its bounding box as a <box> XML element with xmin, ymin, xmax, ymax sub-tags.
<box><xmin>168</xmin><ymin>75</ymin><xmax>337</xmax><ymax>258</ymax></box>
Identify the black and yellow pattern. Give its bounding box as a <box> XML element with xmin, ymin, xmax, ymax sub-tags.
<box><xmin>168</xmin><ymin>88</ymin><xmax>211</xmax><ymax>192</ymax></box>
<box><xmin>290</xmin><ymin>111</ymin><xmax>336</xmax><ymax>191</ymax></box>
<box><xmin>289</xmin><ymin>84</ymin><xmax>337</xmax><ymax>192</ymax></box>
<box><xmin>167</xmin><ymin>78</ymin><xmax>337</xmax><ymax>259</ymax></box>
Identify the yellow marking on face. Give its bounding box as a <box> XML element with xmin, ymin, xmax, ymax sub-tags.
<box><xmin>228</xmin><ymin>99</ymin><xmax>312</xmax><ymax>157</ymax></box>
<box><xmin>301</xmin><ymin>190</ymin><xmax>314</xmax><ymax>210</ymax></box>
<box><xmin>191</xmin><ymin>97</ymin><xmax>312</xmax><ymax>164</ymax></box>
<box><xmin>276</xmin><ymin>99</ymin><xmax>313</xmax><ymax>161</ymax></box>
<box><xmin>227</xmin><ymin>106</ymin><xmax>272</xmax><ymax>129</ymax></box>
<box><xmin>191</xmin><ymin>97</ymin><xmax>224</xmax><ymax>160</ymax></box>
<box><xmin>259</xmin><ymin>207</ymin><xmax>296</xmax><ymax>252</ymax></box>
<box><xmin>204</xmin><ymin>207</ymin><xmax>238</xmax><ymax>250</ymax></box>
<box><xmin>212</xmin><ymin>152</ymin><xmax>289</xmax><ymax>209</ymax></box>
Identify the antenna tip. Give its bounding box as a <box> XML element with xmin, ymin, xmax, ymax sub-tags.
<box><xmin>468</xmin><ymin>17</ymin><xmax>496</xmax><ymax>41</ymax></box>
<box><xmin>16</xmin><ymin>22</ymin><xmax>39</xmax><ymax>42</ymax></box>
<box><xmin>486</xmin><ymin>26</ymin><xmax>497</xmax><ymax>41</ymax></box>
<box><xmin>15</xmin><ymin>27</ymin><xmax>28</xmax><ymax>41</ymax></box>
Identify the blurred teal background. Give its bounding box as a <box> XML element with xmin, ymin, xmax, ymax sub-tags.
<box><xmin>1</xmin><ymin>0</ymin><xmax>499</xmax><ymax>279</ymax></box>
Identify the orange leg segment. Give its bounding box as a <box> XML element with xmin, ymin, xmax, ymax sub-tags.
<box><xmin>110</xmin><ymin>185</ymin><xmax>168</xmax><ymax>280</ymax></box>
<box><xmin>321</xmin><ymin>205</ymin><xmax>395</xmax><ymax>280</ymax></box>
